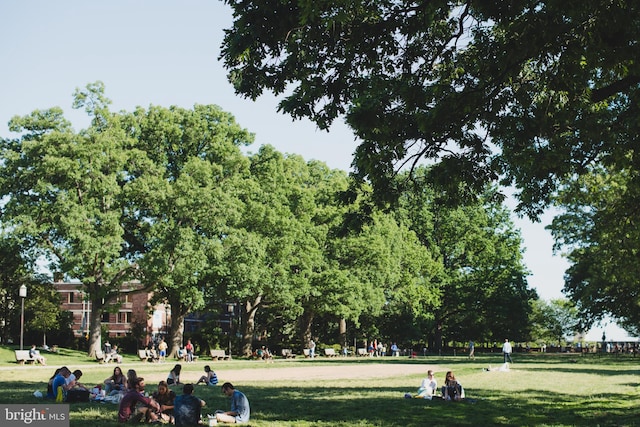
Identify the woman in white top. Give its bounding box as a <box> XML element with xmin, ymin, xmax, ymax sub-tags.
<box><xmin>417</xmin><ymin>370</ymin><xmax>437</xmax><ymax>399</ymax></box>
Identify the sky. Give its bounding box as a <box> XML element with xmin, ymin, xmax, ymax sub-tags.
<box><xmin>0</xmin><ymin>1</ymin><xmax>633</xmax><ymax>341</ymax></box>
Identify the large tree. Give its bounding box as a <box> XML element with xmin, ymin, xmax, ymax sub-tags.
<box><xmin>0</xmin><ymin>82</ymin><xmax>159</xmax><ymax>356</ymax></box>
<box><xmin>396</xmin><ymin>169</ymin><xmax>534</xmax><ymax>349</ymax></box>
<box><xmin>210</xmin><ymin>146</ymin><xmax>323</xmax><ymax>356</ymax></box>
<box><xmin>548</xmin><ymin>165</ymin><xmax>640</xmax><ymax>335</ymax></box>
<box><xmin>120</xmin><ymin>104</ymin><xmax>253</xmax><ymax>357</ymax></box>
<box><xmin>530</xmin><ymin>298</ymin><xmax>581</xmax><ymax>348</ymax></box>
<box><xmin>220</xmin><ymin>0</ymin><xmax>640</xmax><ymax>217</ymax></box>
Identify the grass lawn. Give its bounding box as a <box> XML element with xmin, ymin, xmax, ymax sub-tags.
<box><xmin>0</xmin><ymin>345</ymin><xmax>638</xmax><ymax>426</ymax></box>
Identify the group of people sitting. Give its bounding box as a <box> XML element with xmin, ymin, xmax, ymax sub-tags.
<box><xmin>43</xmin><ymin>361</ymin><xmax>250</xmax><ymax>424</ymax></box>
<box><xmin>118</xmin><ymin>366</ymin><xmax>249</xmax><ymax>424</ymax></box>
<box><xmin>102</xmin><ymin>341</ymin><xmax>123</xmax><ymax>363</ymax></box>
<box><xmin>46</xmin><ymin>366</ymin><xmax>89</xmax><ymax>402</ymax></box>
<box><xmin>410</xmin><ymin>369</ymin><xmax>465</xmax><ymax>401</ymax></box>
<box><xmin>166</xmin><ymin>364</ymin><xmax>219</xmax><ymax>387</ymax></box>
<box><xmin>253</xmin><ymin>346</ymin><xmax>274</xmax><ymax>362</ymax></box>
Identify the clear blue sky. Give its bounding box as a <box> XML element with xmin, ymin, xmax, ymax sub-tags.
<box><xmin>0</xmin><ymin>1</ymin><xmax>632</xmax><ymax>340</ymax></box>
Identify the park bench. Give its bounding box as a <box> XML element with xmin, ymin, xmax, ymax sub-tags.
<box><xmin>280</xmin><ymin>348</ymin><xmax>295</xmax><ymax>359</ymax></box>
<box><xmin>303</xmin><ymin>349</ymin><xmax>311</xmax><ymax>358</ymax></box>
<box><xmin>95</xmin><ymin>349</ymin><xmax>110</xmax><ymax>363</ymax></box>
<box><xmin>14</xmin><ymin>350</ymin><xmax>36</xmax><ymax>364</ymax></box>
<box><xmin>356</xmin><ymin>348</ymin><xmax>368</xmax><ymax>357</ymax></box>
<box><xmin>148</xmin><ymin>349</ymin><xmax>160</xmax><ymax>362</ymax></box>
<box><xmin>324</xmin><ymin>348</ymin><xmax>338</xmax><ymax>357</ymax></box>
<box><xmin>138</xmin><ymin>349</ymin><xmax>152</xmax><ymax>362</ymax></box>
<box><xmin>210</xmin><ymin>349</ymin><xmax>229</xmax><ymax>361</ymax></box>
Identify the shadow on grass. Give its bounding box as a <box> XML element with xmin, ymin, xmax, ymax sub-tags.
<box><xmin>1</xmin><ymin>380</ymin><xmax>640</xmax><ymax>426</ymax></box>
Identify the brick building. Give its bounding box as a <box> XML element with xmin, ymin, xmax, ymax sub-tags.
<box><xmin>53</xmin><ymin>280</ymin><xmax>170</xmax><ymax>341</ymax></box>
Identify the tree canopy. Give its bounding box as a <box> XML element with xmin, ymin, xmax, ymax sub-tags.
<box><xmin>220</xmin><ymin>0</ymin><xmax>640</xmax><ymax>218</ymax></box>
<box><xmin>1</xmin><ymin>82</ymin><xmax>540</xmax><ymax>353</ymax></box>
<box><xmin>549</xmin><ymin>165</ymin><xmax>640</xmax><ymax>335</ymax></box>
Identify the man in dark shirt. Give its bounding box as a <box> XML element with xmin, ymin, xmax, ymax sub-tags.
<box><xmin>174</xmin><ymin>383</ymin><xmax>206</xmax><ymax>426</ymax></box>
<box><xmin>118</xmin><ymin>377</ymin><xmax>161</xmax><ymax>423</ymax></box>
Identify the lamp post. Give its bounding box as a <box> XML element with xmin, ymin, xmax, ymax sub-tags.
<box><xmin>227</xmin><ymin>303</ymin><xmax>234</xmax><ymax>357</ymax></box>
<box><xmin>19</xmin><ymin>285</ymin><xmax>27</xmax><ymax>350</ymax></box>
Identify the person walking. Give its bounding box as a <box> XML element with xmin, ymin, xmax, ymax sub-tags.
<box><xmin>468</xmin><ymin>340</ymin><xmax>475</xmax><ymax>359</ymax></box>
<box><xmin>502</xmin><ymin>338</ymin><xmax>513</xmax><ymax>363</ymax></box>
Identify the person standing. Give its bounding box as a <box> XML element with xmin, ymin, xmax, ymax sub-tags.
<box><xmin>468</xmin><ymin>340</ymin><xmax>475</xmax><ymax>359</ymax></box>
<box><xmin>502</xmin><ymin>338</ymin><xmax>513</xmax><ymax>363</ymax></box>
<box><xmin>216</xmin><ymin>382</ymin><xmax>250</xmax><ymax>424</ymax></box>
<box><xmin>309</xmin><ymin>339</ymin><xmax>316</xmax><ymax>358</ymax></box>
<box><xmin>184</xmin><ymin>340</ymin><xmax>194</xmax><ymax>362</ymax></box>
<box><xmin>158</xmin><ymin>339</ymin><xmax>168</xmax><ymax>362</ymax></box>
<box><xmin>391</xmin><ymin>342</ymin><xmax>399</xmax><ymax>357</ymax></box>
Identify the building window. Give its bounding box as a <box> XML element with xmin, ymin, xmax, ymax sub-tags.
<box><xmin>101</xmin><ymin>312</ymin><xmax>110</xmax><ymax>323</ymax></box>
<box><xmin>118</xmin><ymin>312</ymin><xmax>132</xmax><ymax>324</ymax></box>
<box><xmin>69</xmin><ymin>293</ymin><xmax>74</xmax><ymax>303</ymax></box>
<box><xmin>117</xmin><ymin>294</ymin><xmax>130</xmax><ymax>304</ymax></box>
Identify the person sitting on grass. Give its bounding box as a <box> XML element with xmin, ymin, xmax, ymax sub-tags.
<box><xmin>173</xmin><ymin>383</ymin><xmax>206</xmax><ymax>427</ymax></box>
<box><xmin>47</xmin><ymin>367</ymin><xmax>69</xmax><ymax>400</ymax></box>
<box><xmin>126</xmin><ymin>369</ymin><xmax>138</xmax><ymax>391</ymax></box>
<box><xmin>417</xmin><ymin>369</ymin><xmax>438</xmax><ymax>399</ymax></box>
<box><xmin>66</xmin><ymin>369</ymin><xmax>88</xmax><ymax>391</ymax></box>
<box><xmin>167</xmin><ymin>364</ymin><xmax>182</xmax><ymax>386</ymax></box>
<box><xmin>117</xmin><ymin>377</ymin><xmax>161</xmax><ymax>424</ymax></box>
<box><xmin>442</xmin><ymin>371</ymin><xmax>464</xmax><ymax>402</ymax></box>
<box><xmin>104</xmin><ymin>366</ymin><xmax>127</xmax><ymax>394</ymax></box>
<box><xmin>152</xmin><ymin>381</ymin><xmax>176</xmax><ymax>423</ymax></box>
<box><xmin>216</xmin><ymin>382</ymin><xmax>250</xmax><ymax>424</ymax></box>
<box><xmin>196</xmin><ymin>365</ymin><xmax>218</xmax><ymax>386</ymax></box>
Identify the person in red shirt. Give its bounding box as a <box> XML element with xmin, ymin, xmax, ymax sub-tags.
<box><xmin>185</xmin><ymin>340</ymin><xmax>195</xmax><ymax>362</ymax></box>
<box><xmin>118</xmin><ymin>377</ymin><xmax>161</xmax><ymax>423</ymax></box>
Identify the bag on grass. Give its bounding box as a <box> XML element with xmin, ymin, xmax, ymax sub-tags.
<box><xmin>66</xmin><ymin>389</ymin><xmax>90</xmax><ymax>403</ymax></box>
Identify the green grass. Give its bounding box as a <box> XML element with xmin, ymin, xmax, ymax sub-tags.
<box><xmin>0</xmin><ymin>345</ymin><xmax>639</xmax><ymax>426</ymax></box>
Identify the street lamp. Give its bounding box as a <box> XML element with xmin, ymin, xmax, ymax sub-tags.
<box><xmin>227</xmin><ymin>303</ymin><xmax>235</xmax><ymax>357</ymax></box>
<box><xmin>19</xmin><ymin>285</ymin><xmax>27</xmax><ymax>350</ymax></box>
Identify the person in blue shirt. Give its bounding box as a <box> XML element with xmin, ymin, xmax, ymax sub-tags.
<box><xmin>216</xmin><ymin>382</ymin><xmax>250</xmax><ymax>424</ymax></box>
<box><xmin>48</xmin><ymin>367</ymin><xmax>70</xmax><ymax>400</ymax></box>
<box><xmin>173</xmin><ymin>383</ymin><xmax>205</xmax><ymax>426</ymax></box>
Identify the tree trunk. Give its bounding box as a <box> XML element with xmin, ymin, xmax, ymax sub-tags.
<box><xmin>339</xmin><ymin>318</ymin><xmax>347</xmax><ymax>348</ymax></box>
<box><xmin>166</xmin><ymin>296</ymin><xmax>185</xmax><ymax>359</ymax></box>
<box><xmin>168</xmin><ymin>311</ymin><xmax>185</xmax><ymax>359</ymax></box>
<box><xmin>87</xmin><ymin>295</ymin><xmax>103</xmax><ymax>358</ymax></box>
<box><xmin>434</xmin><ymin>319</ymin><xmax>443</xmax><ymax>355</ymax></box>
<box><xmin>300</xmin><ymin>310</ymin><xmax>314</xmax><ymax>349</ymax></box>
<box><xmin>241</xmin><ymin>296</ymin><xmax>261</xmax><ymax>357</ymax></box>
